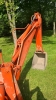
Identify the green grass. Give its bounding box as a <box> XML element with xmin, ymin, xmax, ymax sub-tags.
<box><xmin>0</xmin><ymin>37</ymin><xmax>14</xmax><ymax>62</ymax></box>
<box><xmin>0</xmin><ymin>30</ymin><xmax>56</xmax><ymax>100</ymax></box>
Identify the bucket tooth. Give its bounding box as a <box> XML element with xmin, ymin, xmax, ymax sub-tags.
<box><xmin>32</xmin><ymin>51</ymin><xmax>47</xmax><ymax>70</ymax></box>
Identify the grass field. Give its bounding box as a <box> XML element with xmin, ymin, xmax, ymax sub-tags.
<box><xmin>0</xmin><ymin>30</ymin><xmax>56</xmax><ymax>100</ymax></box>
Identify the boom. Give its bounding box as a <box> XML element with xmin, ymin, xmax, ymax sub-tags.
<box><xmin>12</xmin><ymin>12</ymin><xmax>43</xmax><ymax>80</ymax></box>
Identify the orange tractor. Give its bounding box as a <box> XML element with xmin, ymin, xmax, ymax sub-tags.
<box><xmin>0</xmin><ymin>12</ymin><xmax>47</xmax><ymax>100</ymax></box>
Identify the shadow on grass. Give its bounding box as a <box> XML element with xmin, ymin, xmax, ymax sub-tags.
<box><xmin>31</xmin><ymin>86</ymin><xmax>47</xmax><ymax>100</ymax></box>
<box><xmin>19</xmin><ymin>57</ymin><xmax>47</xmax><ymax>100</ymax></box>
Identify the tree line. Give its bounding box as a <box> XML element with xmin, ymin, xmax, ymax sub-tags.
<box><xmin>0</xmin><ymin>0</ymin><xmax>56</xmax><ymax>45</ymax></box>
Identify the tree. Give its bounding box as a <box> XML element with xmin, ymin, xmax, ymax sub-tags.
<box><xmin>0</xmin><ymin>0</ymin><xmax>56</xmax><ymax>37</ymax></box>
<box><xmin>4</xmin><ymin>0</ymin><xmax>17</xmax><ymax>47</ymax></box>
<box><xmin>53</xmin><ymin>2</ymin><xmax>56</xmax><ymax>35</ymax></box>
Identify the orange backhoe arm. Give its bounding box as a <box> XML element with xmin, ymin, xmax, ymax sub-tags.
<box><xmin>12</xmin><ymin>12</ymin><xmax>43</xmax><ymax>80</ymax></box>
<box><xmin>0</xmin><ymin>12</ymin><xmax>45</xmax><ymax>100</ymax></box>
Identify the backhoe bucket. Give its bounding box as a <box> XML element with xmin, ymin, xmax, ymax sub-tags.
<box><xmin>32</xmin><ymin>51</ymin><xmax>47</xmax><ymax>70</ymax></box>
